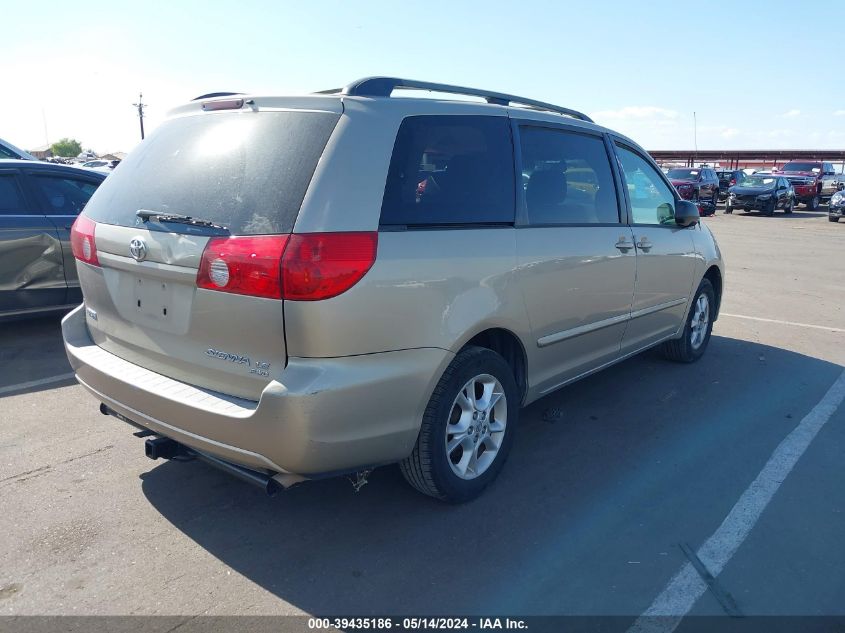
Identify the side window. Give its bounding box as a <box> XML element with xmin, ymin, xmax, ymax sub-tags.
<box><xmin>0</xmin><ymin>175</ymin><xmax>26</xmax><ymax>214</ymax></box>
<box><xmin>519</xmin><ymin>126</ymin><xmax>620</xmax><ymax>225</ymax></box>
<box><xmin>380</xmin><ymin>115</ymin><xmax>515</xmax><ymax>226</ymax></box>
<box><xmin>31</xmin><ymin>176</ymin><xmax>99</xmax><ymax>215</ymax></box>
<box><xmin>614</xmin><ymin>144</ymin><xmax>676</xmax><ymax>226</ymax></box>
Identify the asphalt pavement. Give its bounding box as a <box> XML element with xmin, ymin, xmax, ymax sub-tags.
<box><xmin>1</xmin><ymin>207</ymin><xmax>843</xmax><ymax>622</ymax></box>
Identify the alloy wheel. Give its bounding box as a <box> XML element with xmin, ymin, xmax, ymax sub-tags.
<box><xmin>690</xmin><ymin>294</ymin><xmax>710</xmax><ymax>350</ymax></box>
<box><xmin>445</xmin><ymin>374</ymin><xmax>508</xmax><ymax>480</ymax></box>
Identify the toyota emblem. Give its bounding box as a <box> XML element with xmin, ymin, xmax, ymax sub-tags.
<box><xmin>129</xmin><ymin>237</ymin><xmax>148</xmax><ymax>262</ymax></box>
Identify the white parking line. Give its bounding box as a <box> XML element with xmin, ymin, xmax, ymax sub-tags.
<box><xmin>0</xmin><ymin>372</ymin><xmax>76</xmax><ymax>396</ymax></box>
<box><xmin>721</xmin><ymin>312</ymin><xmax>845</xmax><ymax>333</ymax></box>
<box><xmin>628</xmin><ymin>368</ymin><xmax>845</xmax><ymax>632</ymax></box>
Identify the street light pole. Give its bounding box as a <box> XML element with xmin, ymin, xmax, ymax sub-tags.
<box><xmin>132</xmin><ymin>92</ymin><xmax>147</xmax><ymax>140</ymax></box>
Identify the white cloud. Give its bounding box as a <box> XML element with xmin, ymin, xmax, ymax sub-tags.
<box><xmin>835</xmin><ymin>110</ymin><xmax>845</xmax><ymax>116</ymax></box>
<box><xmin>591</xmin><ymin>106</ymin><xmax>679</xmax><ymax>121</ymax></box>
<box><xmin>720</xmin><ymin>128</ymin><xmax>740</xmax><ymax>139</ymax></box>
<box><xmin>767</xmin><ymin>128</ymin><xmax>794</xmax><ymax>139</ymax></box>
<box><xmin>781</xmin><ymin>109</ymin><xmax>801</xmax><ymax>118</ymax></box>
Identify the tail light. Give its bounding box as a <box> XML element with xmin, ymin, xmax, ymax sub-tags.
<box><xmin>197</xmin><ymin>235</ymin><xmax>289</xmax><ymax>299</ymax></box>
<box><xmin>196</xmin><ymin>232</ymin><xmax>377</xmax><ymax>301</ymax></box>
<box><xmin>70</xmin><ymin>215</ymin><xmax>100</xmax><ymax>267</ymax></box>
<box><xmin>282</xmin><ymin>232</ymin><xmax>378</xmax><ymax>301</ymax></box>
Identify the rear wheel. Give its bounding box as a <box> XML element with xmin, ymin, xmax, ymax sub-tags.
<box><xmin>831</xmin><ymin>216</ymin><xmax>841</xmax><ymax>223</ymax></box>
<box><xmin>400</xmin><ymin>346</ymin><xmax>519</xmax><ymax>503</ymax></box>
<box><xmin>807</xmin><ymin>195</ymin><xmax>820</xmax><ymax>211</ymax></box>
<box><xmin>784</xmin><ymin>197</ymin><xmax>794</xmax><ymax>213</ymax></box>
<box><xmin>661</xmin><ymin>278</ymin><xmax>715</xmax><ymax>363</ymax></box>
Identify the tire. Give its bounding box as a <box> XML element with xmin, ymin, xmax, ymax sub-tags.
<box><xmin>784</xmin><ymin>197</ymin><xmax>794</xmax><ymax>214</ymax></box>
<box><xmin>831</xmin><ymin>216</ymin><xmax>840</xmax><ymax>223</ymax></box>
<box><xmin>724</xmin><ymin>204</ymin><xmax>733</xmax><ymax>214</ymax></box>
<box><xmin>400</xmin><ymin>346</ymin><xmax>519</xmax><ymax>503</ymax></box>
<box><xmin>807</xmin><ymin>195</ymin><xmax>820</xmax><ymax>211</ymax></box>
<box><xmin>661</xmin><ymin>278</ymin><xmax>715</xmax><ymax>363</ymax></box>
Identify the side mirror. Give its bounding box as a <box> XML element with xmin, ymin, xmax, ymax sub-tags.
<box><xmin>675</xmin><ymin>200</ymin><xmax>700</xmax><ymax>227</ymax></box>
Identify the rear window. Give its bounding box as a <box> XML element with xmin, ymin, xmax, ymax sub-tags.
<box><xmin>667</xmin><ymin>169</ymin><xmax>700</xmax><ymax>181</ymax></box>
<box><xmin>380</xmin><ymin>115</ymin><xmax>515</xmax><ymax>226</ymax></box>
<box><xmin>84</xmin><ymin>111</ymin><xmax>340</xmax><ymax>235</ymax></box>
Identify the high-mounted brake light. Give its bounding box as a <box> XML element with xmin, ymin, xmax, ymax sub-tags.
<box><xmin>70</xmin><ymin>215</ymin><xmax>100</xmax><ymax>266</ymax></box>
<box><xmin>202</xmin><ymin>99</ymin><xmax>244</xmax><ymax>111</ymax></box>
<box><xmin>197</xmin><ymin>232</ymin><xmax>378</xmax><ymax>301</ymax></box>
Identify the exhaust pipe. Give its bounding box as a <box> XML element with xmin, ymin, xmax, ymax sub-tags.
<box><xmin>144</xmin><ymin>436</ymin><xmax>282</xmax><ymax>495</ymax></box>
<box><xmin>101</xmin><ymin>402</ymin><xmax>283</xmax><ymax>495</ymax></box>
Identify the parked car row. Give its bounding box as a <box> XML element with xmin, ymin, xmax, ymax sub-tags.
<box><xmin>664</xmin><ymin>161</ymin><xmax>845</xmax><ymax>219</ymax></box>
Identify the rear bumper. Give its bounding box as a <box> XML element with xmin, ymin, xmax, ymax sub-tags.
<box><xmin>63</xmin><ymin>305</ymin><xmax>450</xmax><ymax>478</ymax></box>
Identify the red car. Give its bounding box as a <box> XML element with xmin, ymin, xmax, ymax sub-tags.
<box><xmin>666</xmin><ymin>167</ymin><xmax>719</xmax><ymax>215</ymax></box>
<box><xmin>773</xmin><ymin>161</ymin><xmax>840</xmax><ymax>210</ymax></box>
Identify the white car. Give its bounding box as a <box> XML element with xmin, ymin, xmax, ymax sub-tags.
<box><xmin>82</xmin><ymin>159</ymin><xmax>120</xmax><ymax>172</ymax></box>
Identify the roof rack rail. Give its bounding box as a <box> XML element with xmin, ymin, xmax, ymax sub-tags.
<box><xmin>192</xmin><ymin>92</ymin><xmax>244</xmax><ymax>101</ymax></box>
<box><xmin>326</xmin><ymin>77</ymin><xmax>593</xmax><ymax>123</ymax></box>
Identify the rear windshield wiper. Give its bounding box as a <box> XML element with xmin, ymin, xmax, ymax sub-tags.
<box><xmin>136</xmin><ymin>209</ymin><xmax>229</xmax><ymax>232</ymax></box>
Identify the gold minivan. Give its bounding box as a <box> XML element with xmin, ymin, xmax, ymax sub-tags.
<box><xmin>63</xmin><ymin>78</ymin><xmax>724</xmax><ymax>502</ymax></box>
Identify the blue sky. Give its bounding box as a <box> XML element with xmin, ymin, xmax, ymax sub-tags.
<box><xmin>3</xmin><ymin>0</ymin><xmax>843</xmax><ymax>153</ymax></box>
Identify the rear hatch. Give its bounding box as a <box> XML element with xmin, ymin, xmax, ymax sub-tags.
<box><xmin>76</xmin><ymin>103</ymin><xmax>342</xmax><ymax>400</ymax></box>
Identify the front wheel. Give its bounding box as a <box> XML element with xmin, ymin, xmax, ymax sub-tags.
<box><xmin>400</xmin><ymin>346</ymin><xmax>519</xmax><ymax>503</ymax></box>
<box><xmin>661</xmin><ymin>279</ymin><xmax>715</xmax><ymax>363</ymax></box>
<box><xmin>831</xmin><ymin>216</ymin><xmax>841</xmax><ymax>223</ymax></box>
<box><xmin>807</xmin><ymin>195</ymin><xmax>820</xmax><ymax>211</ymax></box>
<box><xmin>784</xmin><ymin>197</ymin><xmax>794</xmax><ymax>213</ymax></box>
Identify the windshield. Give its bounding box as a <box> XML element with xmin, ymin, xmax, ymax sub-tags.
<box><xmin>780</xmin><ymin>162</ymin><xmax>821</xmax><ymax>173</ymax></box>
<box><xmin>739</xmin><ymin>176</ymin><xmax>776</xmax><ymax>188</ymax></box>
<box><xmin>667</xmin><ymin>169</ymin><xmax>700</xmax><ymax>181</ymax></box>
<box><xmin>84</xmin><ymin>110</ymin><xmax>340</xmax><ymax>235</ymax></box>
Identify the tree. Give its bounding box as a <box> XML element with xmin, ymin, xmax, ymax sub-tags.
<box><xmin>51</xmin><ymin>138</ymin><xmax>83</xmax><ymax>157</ymax></box>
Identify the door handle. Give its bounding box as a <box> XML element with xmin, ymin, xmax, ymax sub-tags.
<box><xmin>635</xmin><ymin>237</ymin><xmax>652</xmax><ymax>252</ymax></box>
<box><xmin>615</xmin><ymin>238</ymin><xmax>634</xmax><ymax>252</ymax></box>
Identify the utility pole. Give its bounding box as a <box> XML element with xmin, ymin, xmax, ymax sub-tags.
<box><xmin>132</xmin><ymin>92</ymin><xmax>147</xmax><ymax>140</ymax></box>
<box><xmin>693</xmin><ymin>111</ymin><xmax>698</xmax><ymax>159</ymax></box>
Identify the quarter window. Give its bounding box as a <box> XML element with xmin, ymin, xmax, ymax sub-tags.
<box><xmin>615</xmin><ymin>144</ymin><xmax>676</xmax><ymax>225</ymax></box>
<box><xmin>380</xmin><ymin>115</ymin><xmax>515</xmax><ymax>226</ymax></box>
<box><xmin>519</xmin><ymin>126</ymin><xmax>619</xmax><ymax>225</ymax></box>
<box><xmin>0</xmin><ymin>175</ymin><xmax>25</xmax><ymax>214</ymax></box>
